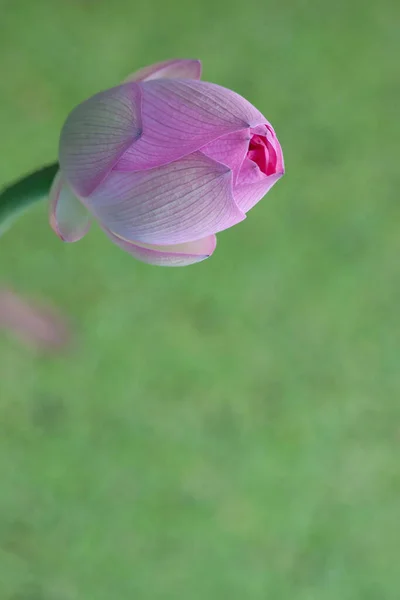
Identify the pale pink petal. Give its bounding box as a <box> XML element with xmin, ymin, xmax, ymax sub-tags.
<box><xmin>124</xmin><ymin>59</ymin><xmax>202</xmax><ymax>82</ymax></box>
<box><xmin>49</xmin><ymin>171</ymin><xmax>90</xmax><ymax>242</ymax></box>
<box><xmin>59</xmin><ymin>83</ymin><xmax>142</xmax><ymax>197</ymax></box>
<box><xmin>88</xmin><ymin>152</ymin><xmax>245</xmax><ymax>245</ymax></box>
<box><xmin>115</xmin><ymin>80</ymin><xmax>265</xmax><ymax>171</ymax></box>
<box><xmin>266</xmin><ymin>125</ymin><xmax>285</xmax><ymax>174</ymax></box>
<box><xmin>200</xmin><ymin>129</ymin><xmax>250</xmax><ymax>183</ymax></box>
<box><xmin>234</xmin><ymin>160</ymin><xmax>283</xmax><ymax>213</ymax></box>
<box><xmin>103</xmin><ymin>228</ymin><xmax>216</xmax><ymax>267</ymax></box>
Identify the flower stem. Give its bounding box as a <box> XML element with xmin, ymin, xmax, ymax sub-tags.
<box><xmin>0</xmin><ymin>162</ymin><xmax>59</xmax><ymax>234</ymax></box>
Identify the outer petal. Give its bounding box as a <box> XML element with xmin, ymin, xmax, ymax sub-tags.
<box><xmin>234</xmin><ymin>161</ymin><xmax>283</xmax><ymax>213</ymax></box>
<box><xmin>87</xmin><ymin>152</ymin><xmax>245</xmax><ymax>245</ymax></box>
<box><xmin>199</xmin><ymin>129</ymin><xmax>250</xmax><ymax>183</ymax></box>
<box><xmin>59</xmin><ymin>83</ymin><xmax>142</xmax><ymax>197</ymax></box>
<box><xmin>124</xmin><ymin>59</ymin><xmax>202</xmax><ymax>82</ymax></box>
<box><xmin>115</xmin><ymin>79</ymin><xmax>266</xmax><ymax>172</ymax></box>
<box><xmin>103</xmin><ymin>228</ymin><xmax>216</xmax><ymax>267</ymax></box>
<box><xmin>49</xmin><ymin>170</ymin><xmax>90</xmax><ymax>242</ymax></box>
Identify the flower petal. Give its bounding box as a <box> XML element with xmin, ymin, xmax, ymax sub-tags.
<box><xmin>266</xmin><ymin>124</ymin><xmax>285</xmax><ymax>174</ymax></box>
<box><xmin>103</xmin><ymin>228</ymin><xmax>216</xmax><ymax>266</ymax></box>
<box><xmin>200</xmin><ymin>129</ymin><xmax>250</xmax><ymax>183</ymax></box>
<box><xmin>234</xmin><ymin>162</ymin><xmax>283</xmax><ymax>213</ymax></box>
<box><xmin>234</xmin><ymin>123</ymin><xmax>284</xmax><ymax>213</ymax></box>
<box><xmin>87</xmin><ymin>152</ymin><xmax>245</xmax><ymax>245</ymax></box>
<box><xmin>124</xmin><ymin>59</ymin><xmax>202</xmax><ymax>82</ymax></box>
<box><xmin>115</xmin><ymin>79</ymin><xmax>265</xmax><ymax>172</ymax></box>
<box><xmin>251</xmin><ymin>123</ymin><xmax>285</xmax><ymax>174</ymax></box>
<box><xmin>59</xmin><ymin>83</ymin><xmax>142</xmax><ymax>197</ymax></box>
<box><xmin>49</xmin><ymin>170</ymin><xmax>90</xmax><ymax>242</ymax></box>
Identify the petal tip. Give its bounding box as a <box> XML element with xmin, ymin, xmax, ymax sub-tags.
<box><xmin>124</xmin><ymin>58</ymin><xmax>202</xmax><ymax>83</ymax></box>
<box><xmin>49</xmin><ymin>171</ymin><xmax>91</xmax><ymax>243</ymax></box>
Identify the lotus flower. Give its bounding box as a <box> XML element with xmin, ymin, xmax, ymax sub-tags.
<box><xmin>50</xmin><ymin>59</ymin><xmax>284</xmax><ymax>266</ymax></box>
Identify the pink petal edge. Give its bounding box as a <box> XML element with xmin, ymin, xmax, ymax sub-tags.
<box><xmin>124</xmin><ymin>59</ymin><xmax>202</xmax><ymax>82</ymax></box>
<box><xmin>234</xmin><ymin>169</ymin><xmax>284</xmax><ymax>213</ymax></box>
<box><xmin>103</xmin><ymin>228</ymin><xmax>217</xmax><ymax>267</ymax></box>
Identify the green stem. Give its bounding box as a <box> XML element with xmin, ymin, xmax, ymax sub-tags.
<box><xmin>0</xmin><ymin>162</ymin><xmax>59</xmax><ymax>234</ymax></box>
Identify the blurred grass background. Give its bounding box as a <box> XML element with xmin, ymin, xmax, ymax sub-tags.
<box><xmin>0</xmin><ymin>0</ymin><xmax>399</xmax><ymax>597</ymax></box>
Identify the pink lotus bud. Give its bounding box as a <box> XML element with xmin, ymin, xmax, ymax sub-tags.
<box><xmin>50</xmin><ymin>59</ymin><xmax>284</xmax><ymax>266</ymax></box>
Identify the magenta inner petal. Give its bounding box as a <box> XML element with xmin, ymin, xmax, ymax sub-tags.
<box><xmin>247</xmin><ymin>134</ymin><xmax>277</xmax><ymax>176</ymax></box>
<box><xmin>233</xmin><ymin>124</ymin><xmax>284</xmax><ymax>213</ymax></box>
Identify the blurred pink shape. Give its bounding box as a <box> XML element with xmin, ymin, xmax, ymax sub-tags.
<box><xmin>0</xmin><ymin>289</ymin><xmax>70</xmax><ymax>351</ymax></box>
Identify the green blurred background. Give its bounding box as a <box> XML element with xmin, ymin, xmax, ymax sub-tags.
<box><xmin>0</xmin><ymin>0</ymin><xmax>399</xmax><ymax>597</ymax></box>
